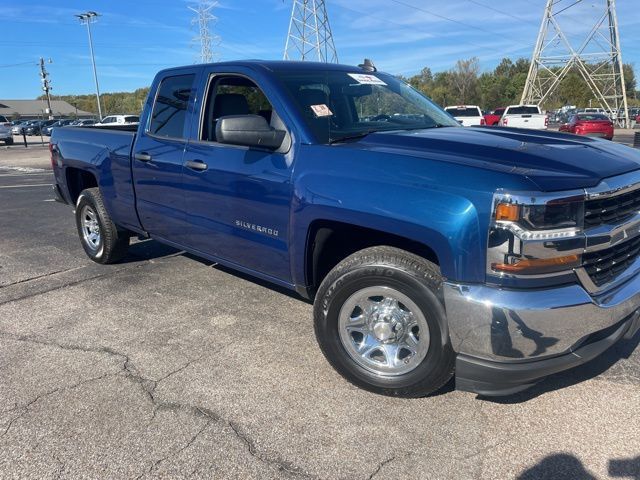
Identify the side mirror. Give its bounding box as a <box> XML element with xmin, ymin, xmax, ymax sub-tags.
<box><xmin>216</xmin><ymin>114</ymin><xmax>286</xmax><ymax>150</ymax></box>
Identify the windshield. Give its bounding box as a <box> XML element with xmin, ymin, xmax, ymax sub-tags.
<box><xmin>445</xmin><ymin>107</ymin><xmax>481</xmax><ymax>117</ymax></box>
<box><xmin>275</xmin><ymin>70</ymin><xmax>459</xmax><ymax>143</ymax></box>
<box><xmin>507</xmin><ymin>106</ymin><xmax>540</xmax><ymax>115</ymax></box>
<box><xmin>577</xmin><ymin>114</ymin><xmax>610</xmax><ymax>121</ymax></box>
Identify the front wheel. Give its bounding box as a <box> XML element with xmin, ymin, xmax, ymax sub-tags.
<box><xmin>75</xmin><ymin>187</ymin><xmax>130</xmax><ymax>264</ymax></box>
<box><xmin>313</xmin><ymin>246</ymin><xmax>454</xmax><ymax>397</ymax></box>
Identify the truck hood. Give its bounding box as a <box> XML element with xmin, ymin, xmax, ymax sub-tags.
<box><xmin>347</xmin><ymin>127</ymin><xmax>640</xmax><ymax>191</ymax></box>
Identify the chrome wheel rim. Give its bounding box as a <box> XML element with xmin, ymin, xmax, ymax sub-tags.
<box><xmin>338</xmin><ymin>286</ymin><xmax>430</xmax><ymax>376</ymax></box>
<box><xmin>80</xmin><ymin>205</ymin><xmax>101</xmax><ymax>252</ymax></box>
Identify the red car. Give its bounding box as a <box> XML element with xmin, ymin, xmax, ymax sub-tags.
<box><xmin>483</xmin><ymin>107</ymin><xmax>505</xmax><ymax>126</ymax></box>
<box><xmin>558</xmin><ymin>113</ymin><xmax>614</xmax><ymax>140</ymax></box>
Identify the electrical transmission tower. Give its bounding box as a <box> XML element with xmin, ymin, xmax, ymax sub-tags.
<box><xmin>284</xmin><ymin>0</ymin><xmax>338</xmax><ymax>63</ymax></box>
<box><xmin>188</xmin><ymin>1</ymin><xmax>219</xmax><ymax>63</ymax></box>
<box><xmin>521</xmin><ymin>0</ymin><xmax>629</xmax><ymax>127</ymax></box>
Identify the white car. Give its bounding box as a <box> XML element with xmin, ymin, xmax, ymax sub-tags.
<box><xmin>444</xmin><ymin>105</ymin><xmax>485</xmax><ymax>127</ymax></box>
<box><xmin>499</xmin><ymin>105</ymin><xmax>548</xmax><ymax>130</ymax></box>
<box><xmin>0</xmin><ymin>115</ymin><xmax>13</xmax><ymax>145</ymax></box>
<box><xmin>95</xmin><ymin>115</ymin><xmax>140</xmax><ymax>126</ymax></box>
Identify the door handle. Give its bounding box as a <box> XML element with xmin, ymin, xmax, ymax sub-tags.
<box><xmin>185</xmin><ymin>160</ymin><xmax>208</xmax><ymax>171</ymax></box>
<box><xmin>135</xmin><ymin>152</ymin><xmax>152</xmax><ymax>162</ymax></box>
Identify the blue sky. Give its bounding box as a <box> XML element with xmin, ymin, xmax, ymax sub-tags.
<box><xmin>0</xmin><ymin>0</ymin><xmax>638</xmax><ymax>98</ymax></box>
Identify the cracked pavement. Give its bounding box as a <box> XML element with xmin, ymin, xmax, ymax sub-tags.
<box><xmin>1</xmin><ymin>147</ymin><xmax>639</xmax><ymax>479</ymax></box>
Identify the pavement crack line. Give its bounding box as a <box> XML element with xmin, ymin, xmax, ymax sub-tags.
<box><xmin>136</xmin><ymin>417</ymin><xmax>214</xmax><ymax>479</ymax></box>
<box><xmin>0</xmin><ymin>332</ymin><xmax>314</xmax><ymax>478</ymax></box>
<box><xmin>225</xmin><ymin>419</ymin><xmax>316</xmax><ymax>478</ymax></box>
<box><xmin>1</xmin><ymin>372</ymin><xmax>115</xmax><ymax>439</ymax></box>
<box><xmin>52</xmin><ymin>453</ymin><xmax>66</xmax><ymax>480</ymax></box>
<box><xmin>367</xmin><ymin>455</ymin><xmax>397</xmax><ymax>480</ymax></box>
<box><xmin>0</xmin><ymin>266</ymin><xmax>86</xmax><ymax>289</ymax></box>
<box><xmin>0</xmin><ymin>265</ymin><xmax>144</xmax><ymax>307</ymax></box>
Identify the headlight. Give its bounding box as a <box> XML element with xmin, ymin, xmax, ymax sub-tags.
<box><xmin>488</xmin><ymin>193</ymin><xmax>585</xmax><ymax>277</ymax></box>
<box><xmin>495</xmin><ymin>195</ymin><xmax>584</xmax><ymax>231</ymax></box>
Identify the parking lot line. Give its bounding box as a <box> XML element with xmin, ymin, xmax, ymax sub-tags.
<box><xmin>0</xmin><ymin>173</ymin><xmax>51</xmax><ymax>177</ymax></box>
<box><xmin>0</xmin><ymin>183</ymin><xmax>51</xmax><ymax>189</ymax></box>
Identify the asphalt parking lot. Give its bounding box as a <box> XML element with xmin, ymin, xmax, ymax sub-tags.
<box><xmin>1</xmin><ymin>138</ymin><xmax>639</xmax><ymax>479</ymax></box>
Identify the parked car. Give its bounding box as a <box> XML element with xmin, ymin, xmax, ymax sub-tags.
<box><xmin>24</xmin><ymin>119</ymin><xmax>57</xmax><ymax>136</ymax></box>
<box><xmin>11</xmin><ymin>120</ymin><xmax>30</xmax><ymax>134</ymax></box>
<box><xmin>499</xmin><ymin>105</ymin><xmax>548</xmax><ymax>129</ymax></box>
<box><xmin>483</xmin><ymin>107</ymin><xmax>505</xmax><ymax>126</ymax></box>
<box><xmin>581</xmin><ymin>107</ymin><xmax>606</xmax><ymax>115</ymax></box>
<box><xmin>73</xmin><ymin>119</ymin><xmax>97</xmax><ymax>127</ymax></box>
<box><xmin>444</xmin><ymin>105</ymin><xmax>485</xmax><ymax>126</ymax></box>
<box><xmin>559</xmin><ymin>113</ymin><xmax>614</xmax><ymax>140</ymax></box>
<box><xmin>50</xmin><ymin>60</ymin><xmax>640</xmax><ymax>398</ymax></box>
<box><xmin>95</xmin><ymin>115</ymin><xmax>140</xmax><ymax>126</ymax></box>
<box><xmin>0</xmin><ymin>115</ymin><xmax>13</xmax><ymax>145</ymax></box>
<box><xmin>42</xmin><ymin>119</ymin><xmax>74</xmax><ymax>136</ymax></box>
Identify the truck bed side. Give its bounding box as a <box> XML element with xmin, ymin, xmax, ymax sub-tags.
<box><xmin>50</xmin><ymin>126</ymin><xmax>143</xmax><ymax>232</ymax></box>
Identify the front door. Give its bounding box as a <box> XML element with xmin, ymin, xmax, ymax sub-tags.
<box><xmin>182</xmin><ymin>73</ymin><xmax>294</xmax><ymax>282</ymax></box>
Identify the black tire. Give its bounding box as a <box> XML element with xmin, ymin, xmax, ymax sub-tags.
<box><xmin>313</xmin><ymin>246</ymin><xmax>455</xmax><ymax>397</ymax></box>
<box><xmin>5</xmin><ymin>138</ymin><xmax>13</xmax><ymax>145</ymax></box>
<box><xmin>75</xmin><ymin>187</ymin><xmax>130</xmax><ymax>264</ymax></box>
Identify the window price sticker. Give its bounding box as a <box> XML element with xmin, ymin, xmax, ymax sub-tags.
<box><xmin>347</xmin><ymin>73</ymin><xmax>387</xmax><ymax>85</ymax></box>
<box><xmin>310</xmin><ymin>104</ymin><xmax>333</xmax><ymax>117</ymax></box>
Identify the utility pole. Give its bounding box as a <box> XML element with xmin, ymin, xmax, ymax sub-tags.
<box><xmin>75</xmin><ymin>11</ymin><xmax>103</xmax><ymax>120</ymax></box>
<box><xmin>188</xmin><ymin>1</ymin><xmax>219</xmax><ymax>64</ymax></box>
<box><xmin>521</xmin><ymin>0</ymin><xmax>629</xmax><ymax>128</ymax></box>
<box><xmin>39</xmin><ymin>57</ymin><xmax>54</xmax><ymax>120</ymax></box>
<box><xmin>284</xmin><ymin>0</ymin><xmax>338</xmax><ymax>63</ymax></box>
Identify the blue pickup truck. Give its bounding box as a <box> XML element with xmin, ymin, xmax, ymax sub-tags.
<box><xmin>50</xmin><ymin>60</ymin><xmax>640</xmax><ymax>397</ymax></box>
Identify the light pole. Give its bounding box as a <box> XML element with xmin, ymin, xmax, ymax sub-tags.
<box><xmin>75</xmin><ymin>11</ymin><xmax>103</xmax><ymax>120</ymax></box>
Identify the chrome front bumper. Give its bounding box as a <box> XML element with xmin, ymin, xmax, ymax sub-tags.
<box><xmin>444</xmin><ymin>271</ymin><xmax>640</xmax><ymax>362</ymax></box>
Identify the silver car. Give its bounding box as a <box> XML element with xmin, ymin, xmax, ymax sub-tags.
<box><xmin>11</xmin><ymin>120</ymin><xmax>31</xmax><ymax>135</ymax></box>
<box><xmin>0</xmin><ymin>115</ymin><xmax>13</xmax><ymax>145</ymax></box>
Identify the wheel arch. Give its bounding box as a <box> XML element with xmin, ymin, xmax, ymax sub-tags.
<box><xmin>65</xmin><ymin>167</ymin><xmax>99</xmax><ymax>205</ymax></box>
<box><xmin>302</xmin><ymin>219</ymin><xmax>449</xmax><ymax>296</ymax></box>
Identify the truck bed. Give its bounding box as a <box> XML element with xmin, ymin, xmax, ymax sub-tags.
<box><xmin>51</xmin><ymin>126</ymin><xmax>141</xmax><ymax>231</ymax></box>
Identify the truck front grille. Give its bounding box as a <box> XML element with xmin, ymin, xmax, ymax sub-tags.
<box><xmin>582</xmin><ymin>235</ymin><xmax>640</xmax><ymax>287</ymax></box>
<box><xmin>584</xmin><ymin>189</ymin><xmax>640</xmax><ymax>228</ymax></box>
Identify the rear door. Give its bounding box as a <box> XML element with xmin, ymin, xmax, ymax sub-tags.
<box><xmin>132</xmin><ymin>70</ymin><xmax>199</xmax><ymax>244</ymax></box>
<box><xmin>181</xmin><ymin>68</ymin><xmax>294</xmax><ymax>282</ymax></box>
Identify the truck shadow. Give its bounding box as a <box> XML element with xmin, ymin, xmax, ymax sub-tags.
<box><xmin>478</xmin><ymin>329</ymin><xmax>640</xmax><ymax>404</ymax></box>
<box><xmin>518</xmin><ymin>453</ymin><xmax>597</xmax><ymax>479</ymax></box>
<box><xmin>122</xmin><ymin>238</ymin><xmax>310</xmax><ymax>303</ymax></box>
<box><xmin>516</xmin><ymin>453</ymin><xmax>640</xmax><ymax>479</ymax></box>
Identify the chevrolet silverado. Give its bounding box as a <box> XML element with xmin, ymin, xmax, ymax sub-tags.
<box><xmin>51</xmin><ymin>60</ymin><xmax>640</xmax><ymax>397</ymax></box>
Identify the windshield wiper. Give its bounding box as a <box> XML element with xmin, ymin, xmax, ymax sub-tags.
<box><xmin>328</xmin><ymin>130</ymin><xmax>380</xmax><ymax>144</ymax></box>
<box><xmin>328</xmin><ymin>123</ymin><xmax>454</xmax><ymax>144</ymax></box>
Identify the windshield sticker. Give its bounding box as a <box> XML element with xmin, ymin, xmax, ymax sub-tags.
<box><xmin>347</xmin><ymin>73</ymin><xmax>387</xmax><ymax>86</ymax></box>
<box><xmin>310</xmin><ymin>104</ymin><xmax>333</xmax><ymax>117</ymax></box>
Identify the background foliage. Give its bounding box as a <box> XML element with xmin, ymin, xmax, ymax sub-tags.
<box><xmin>41</xmin><ymin>57</ymin><xmax>639</xmax><ymax>116</ymax></box>
<box><xmin>403</xmin><ymin>57</ymin><xmax>638</xmax><ymax>111</ymax></box>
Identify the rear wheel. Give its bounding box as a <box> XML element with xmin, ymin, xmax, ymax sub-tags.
<box><xmin>313</xmin><ymin>246</ymin><xmax>455</xmax><ymax>397</ymax></box>
<box><xmin>75</xmin><ymin>187</ymin><xmax>130</xmax><ymax>264</ymax></box>
<box><xmin>5</xmin><ymin>137</ymin><xmax>13</xmax><ymax>145</ymax></box>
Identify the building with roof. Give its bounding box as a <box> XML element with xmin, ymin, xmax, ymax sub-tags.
<box><xmin>0</xmin><ymin>100</ymin><xmax>93</xmax><ymax>120</ymax></box>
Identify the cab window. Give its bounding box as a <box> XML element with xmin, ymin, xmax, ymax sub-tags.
<box><xmin>149</xmin><ymin>74</ymin><xmax>196</xmax><ymax>139</ymax></box>
<box><xmin>200</xmin><ymin>75</ymin><xmax>275</xmax><ymax>142</ymax></box>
